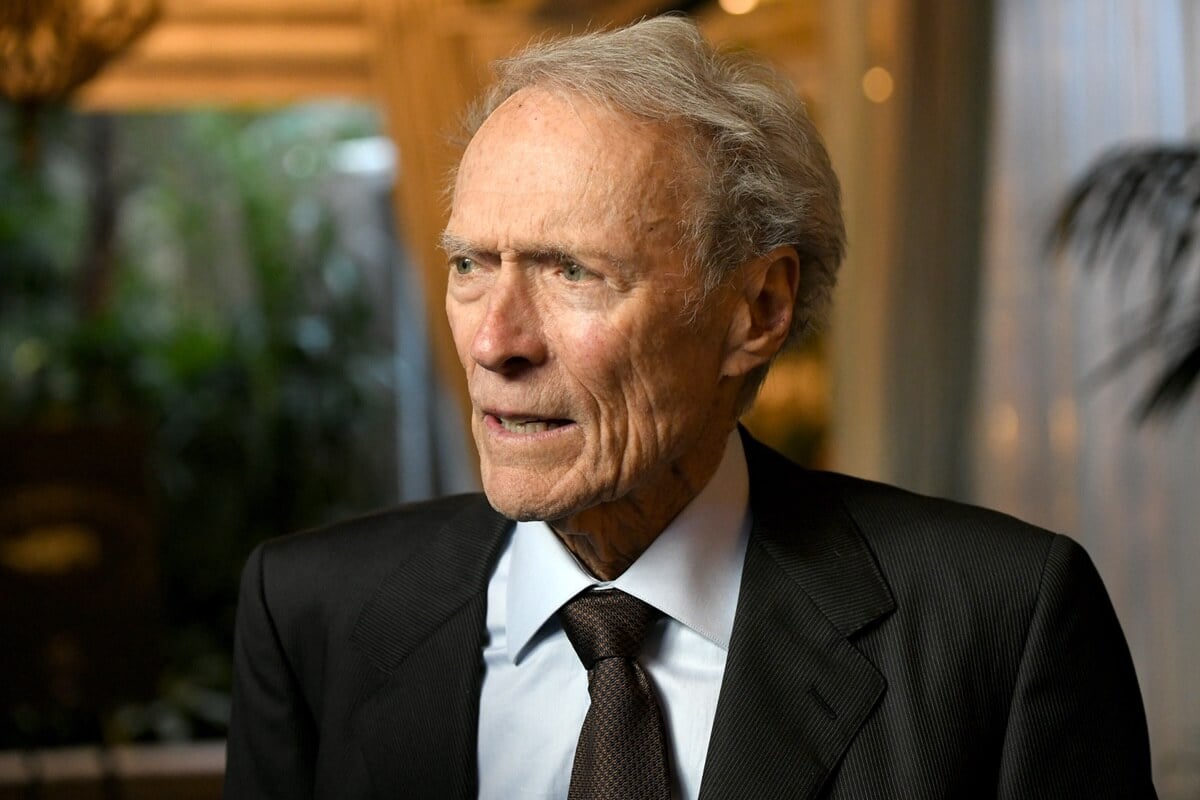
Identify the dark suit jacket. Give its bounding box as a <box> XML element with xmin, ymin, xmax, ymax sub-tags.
<box><xmin>224</xmin><ymin>435</ymin><xmax>1156</xmax><ymax>799</ymax></box>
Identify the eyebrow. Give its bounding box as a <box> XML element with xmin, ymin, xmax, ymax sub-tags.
<box><xmin>438</xmin><ymin>232</ymin><xmax>475</xmax><ymax>255</ymax></box>
<box><xmin>438</xmin><ymin>231</ymin><xmax>628</xmax><ymax>270</ymax></box>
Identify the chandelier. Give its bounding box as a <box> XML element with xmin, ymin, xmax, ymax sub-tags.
<box><xmin>0</xmin><ymin>0</ymin><xmax>160</xmax><ymax>105</ymax></box>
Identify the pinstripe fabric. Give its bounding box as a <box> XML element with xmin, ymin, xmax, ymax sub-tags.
<box><xmin>225</xmin><ymin>432</ymin><xmax>1155</xmax><ymax>799</ymax></box>
<box><xmin>698</xmin><ymin>438</ymin><xmax>891</xmax><ymax>800</ymax></box>
<box><xmin>729</xmin><ymin>437</ymin><xmax>1153</xmax><ymax>798</ymax></box>
<box><xmin>225</xmin><ymin>494</ymin><xmax>512</xmax><ymax>800</ymax></box>
<box><xmin>349</xmin><ymin>497</ymin><xmax>510</xmax><ymax>797</ymax></box>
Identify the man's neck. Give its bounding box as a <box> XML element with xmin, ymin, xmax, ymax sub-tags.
<box><xmin>548</xmin><ymin>430</ymin><xmax>733</xmax><ymax>580</ymax></box>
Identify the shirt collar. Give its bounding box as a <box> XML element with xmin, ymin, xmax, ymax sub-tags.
<box><xmin>505</xmin><ymin>431</ymin><xmax>751</xmax><ymax>664</ymax></box>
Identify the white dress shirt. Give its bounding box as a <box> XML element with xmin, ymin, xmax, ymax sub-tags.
<box><xmin>477</xmin><ymin>432</ymin><xmax>751</xmax><ymax>800</ymax></box>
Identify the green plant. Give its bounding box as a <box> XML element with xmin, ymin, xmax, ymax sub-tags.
<box><xmin>1</xmin><ymin>102</ymin><xmax>396</xmax><ymax>744</ymax></box>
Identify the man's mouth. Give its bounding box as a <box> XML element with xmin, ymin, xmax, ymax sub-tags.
<box><xmin>493</xmin><ymin>415</ymin><xmax>572</xmax><ymax>434</ymax></box>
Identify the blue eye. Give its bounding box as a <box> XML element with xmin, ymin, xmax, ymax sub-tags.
<box><xmin>453</xmin><ymin>257</ymin><xmax>474</xmax><ymax>275</ymax></box>
<box><xmin>562</xmin><ymin>261</ymin><xmax>587</xmax><ymax>282</ymax></box>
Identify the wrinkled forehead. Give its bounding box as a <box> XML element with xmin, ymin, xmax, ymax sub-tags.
<box><xmin>451</xmin><ymin>87</ymin><xmax>698</xmax><ymax>220</ymax></box>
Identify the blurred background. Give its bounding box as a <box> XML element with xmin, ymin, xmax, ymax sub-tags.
<box><xmin>0</xmin><ymin>0</ymin><xmax>1197</xmax><ymax>797</ymax></box>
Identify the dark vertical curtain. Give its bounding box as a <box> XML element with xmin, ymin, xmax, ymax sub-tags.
<box><xmin>881</xmin><ymin>0</ymin><xmax>995</xmax><ymax>500</ymax></box>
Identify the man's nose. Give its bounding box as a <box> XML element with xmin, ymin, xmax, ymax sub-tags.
<box><xmin>470</xmin><ymin>273</ymin><xmax>547</xmax><ymax>374</ymax></box>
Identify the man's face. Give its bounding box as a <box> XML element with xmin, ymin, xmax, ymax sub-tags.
<box><xmin>444</xmin><ymin>88</ymin><xmax>743</xmax><ymax>527</ymax></box>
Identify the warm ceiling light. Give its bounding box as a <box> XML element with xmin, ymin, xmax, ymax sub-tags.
<box><xmin>0</xmin><ymin>0</ymin><xmax>160</xmax><ymax>105</ymax></box>
<box><xmin>862</xmin><ymin>66</ymin><xmax>894</xmax><ymax>104</ymax></box>
<box><xmin>0</xmin><ymin>0</ymin><xmax>159</xmax><ymax>164</ymax></box>
<box><xmin>719</xmin><ymin>0</ymin><xmax>761</xmax><ymax>16</ymax></box>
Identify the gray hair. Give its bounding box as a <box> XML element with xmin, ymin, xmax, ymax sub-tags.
<box><xmin>459</xmin><ymin>15</ymin><xmax>846</xmax><ymax>401</ymax></box>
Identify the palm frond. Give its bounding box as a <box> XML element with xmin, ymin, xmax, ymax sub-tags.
<box><xmin>1049</xmin><ymin>143</ymin><xmax>1200</xmax><ymax>420</ymax></box>
<box><xmin>1134</xmin><ymin>322</ymin><xmax>1200</xmax><ymax>420</ymax></box>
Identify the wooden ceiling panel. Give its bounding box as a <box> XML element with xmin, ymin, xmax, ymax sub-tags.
<box><xmin>77</xmin><ymin>1</ymin><xmax>373</xmax><ymax>108</ymax></box>
<box><xmin>161</xmin><ymin>0</ymin><xmax>366</xmax><ymax>22</ymax></box>
<box><xmin>128</xmin><ymin>22</ymin><xmax>368</xmax><ymax>67</ymax></box>
<box><xmin>79</xmin><ymin>73</ymin><xmax>371</xmax><ymax>108</ymax></box>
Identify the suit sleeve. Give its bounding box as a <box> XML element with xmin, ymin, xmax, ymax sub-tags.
<box><xmin>224</xmin><ymin>542</ymin><xmax>318</xmax><ymax>800</ymax></box>
<box><xmin>996</xmin><ymin>535</ymin><xmax>1156</xmax><ymax>799</ymax></box>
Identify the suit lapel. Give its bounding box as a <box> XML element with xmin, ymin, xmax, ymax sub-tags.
<box><xmin>347</xmin><ymin>496</ymin><xmax>511</xmax><ymax>799</ymax></box>
<box><xmin>698</xmin><ymin>435</ymin><xmax>895</xmax><ymax>800</ymax></box>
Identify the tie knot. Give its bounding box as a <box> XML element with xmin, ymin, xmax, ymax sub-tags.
<box><xmin>558</xmin><ymin>589</ymin><xmax>658</xmax><ymax>669</ymax></box>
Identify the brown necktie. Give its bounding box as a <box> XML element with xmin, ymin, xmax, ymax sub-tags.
<box><xmin>557</xmin><ymin>589</ymin><xmax>671</xmax><ymax>800</ymax></box>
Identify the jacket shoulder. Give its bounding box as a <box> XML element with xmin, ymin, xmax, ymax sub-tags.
<box><xmin>746</xmin><ymin>434</ymin><xmax>1066</xmax><ymax>611</ymax></box>
<box><xmin>804</xmin><ymin>469</ymin><xmax>1084</xmax><ymax>661</ymax></box>
<box><xmin>820</xmin><ymin>470</ymin><xmax>1056</xmax><ymax>560</ymax></box>
<box><xmin>261</xmin><ymin>492</ymin><xmax>491</xmax><ymax>575</ymax></box>
<box><xmin>243</xmin><ymin>495</ymin><xmax>495</xmax><ymax>669</ymax></box>
<box><xmin>830</xmin><ymin>470</ymin><xmax>1065</xmax><ymax>589</ymax></box>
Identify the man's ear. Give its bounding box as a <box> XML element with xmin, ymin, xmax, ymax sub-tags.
<box><xmin>721</xmin><ymin>245</ymin><xmax>801</xmax><ymax>378</ymax></box>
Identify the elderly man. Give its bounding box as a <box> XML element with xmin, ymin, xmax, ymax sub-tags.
<box><xmin>224</xmin><ymin>16</ymin><xmax>1155</xmax><ymax>800</ymax></box>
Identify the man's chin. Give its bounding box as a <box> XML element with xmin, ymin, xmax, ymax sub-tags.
<box><xmin>481</xmin><ymin>482</ymin><xmax>591</xmax><ymax>525</ymax></box>
<box><xmin>484</xmin><ymin>493</ymin><xmax>570</xmax><ymax>523</ymax></box>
